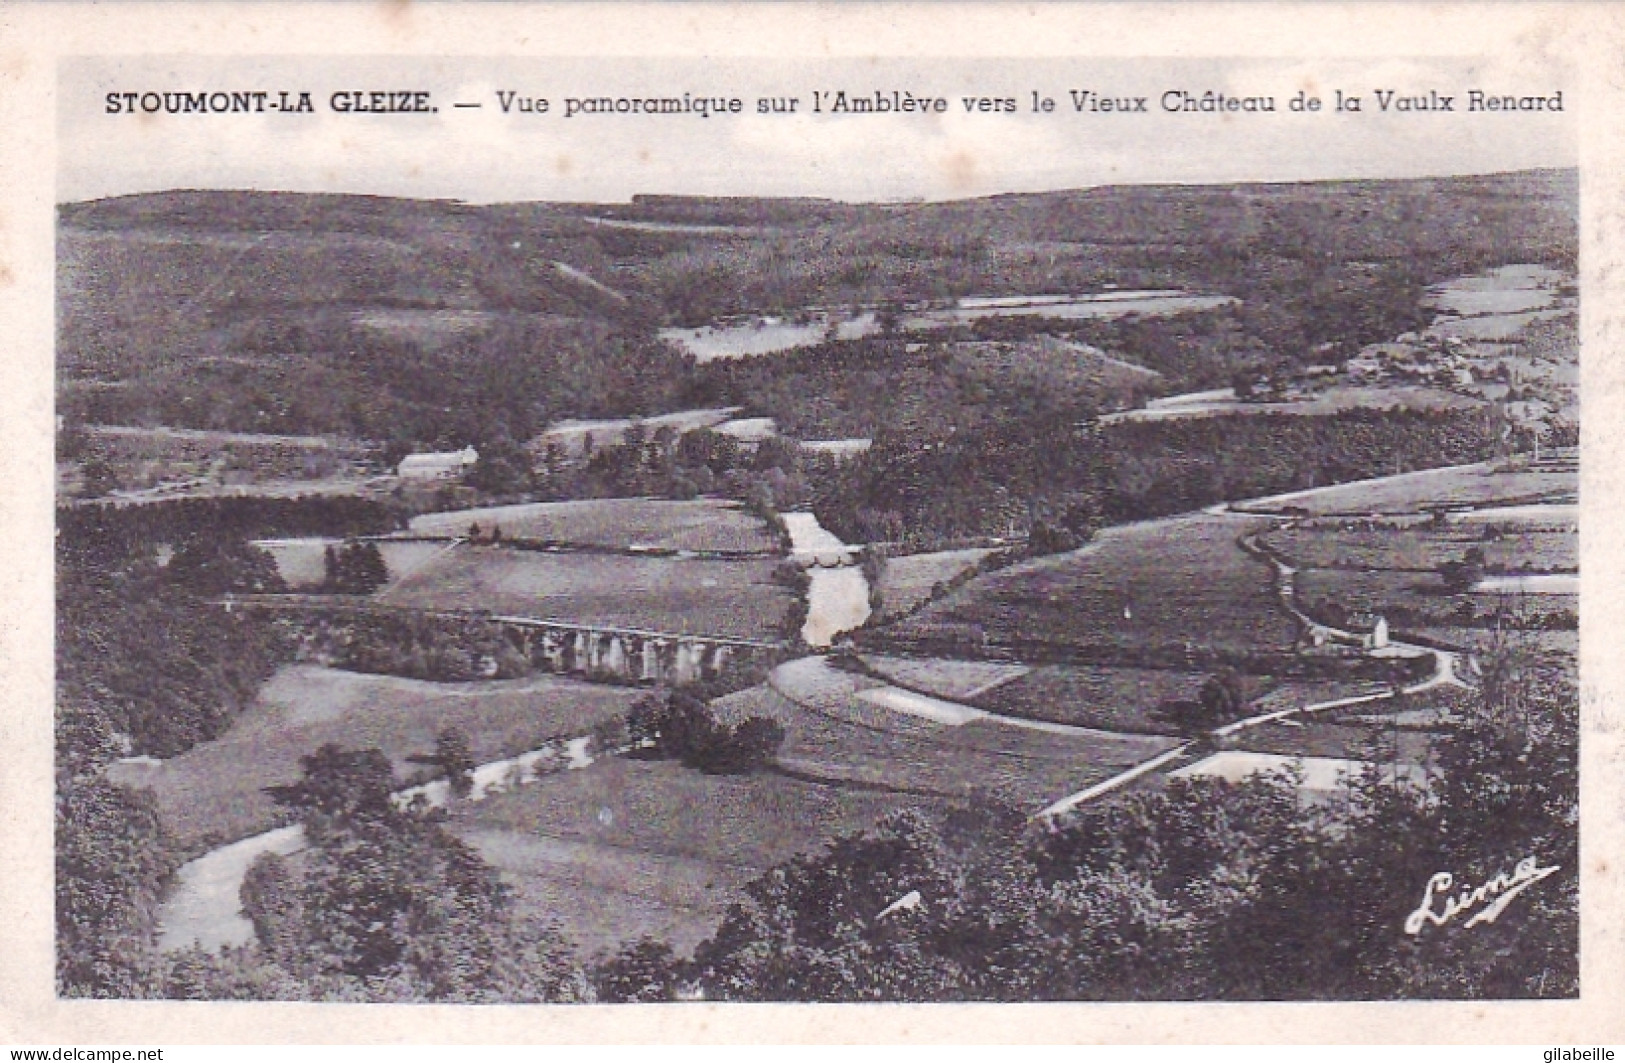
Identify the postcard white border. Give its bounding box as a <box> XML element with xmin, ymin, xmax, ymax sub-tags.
<box><xmin>2</xmin><ymin>1</ymin><xmax>1622</xmax><ymax>1044</ymax></box>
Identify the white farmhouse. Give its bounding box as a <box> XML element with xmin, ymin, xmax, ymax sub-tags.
<box><xmin>397</xmin><ymin>445</ymin><xmax>478</xmax><ymax>481</ymax></box>
<box><xmin>1346</xmin><ymin>612</ymin><xmax>1390</xmax><ymax>651</ymax></box>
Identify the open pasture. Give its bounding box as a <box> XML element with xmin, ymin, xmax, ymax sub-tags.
<box><xmin>104</xmin><ymin>664</ymin><xmax>643</xmax><ymax>851</ymax></box>
<box><xmin>658</xmin><ymin>293</ymin><xmax>1233</xmax><ymax>362</ymax></box>
<box><xmin>533</xmin><ymin>408</ymin><xmax>742</xmax><ymax>454</ymax></box>
<box><xmin>719</xmin><ymin>679</ymin><xmax>1176</xmax><ymax>807</ymax></box>
<box><xmin>1106</xmin><ymin>385</ymin><xmax>1481</xmax><ymax>425</ymax></box>
<box><xmin>1424</xmin><ymin>264</ymin><xmax>1565</xmax><ymax>315</ymax></box>
<box><xmin>1404</xmin><ymin>625</ymin><xmax>1578</xmax><ymax>658</ymax></box>
<box><xmin>858</xmin><ymin>654</ymin><xmax>1029</xmax><ymax>701</ymax></box>
<box><xmin>771</xmin><ymin>703</ymin><xmax>1179</xmax><ymax>808</ymax></box>
<box><xmin>1263</xmin><ymin>524</ymin><xmax>1576</xmax><ymax>575</ymax></box>
<box><xmin>1220</xmin><ymin>717</ymin><xmax>1439</xmax><ymax>767</ymax></box>
<box><xmin>947</xmin><ymin>336</ymin><xmax>1160</xmax><ymax>392</ymax></box>
<box><xmin>382</xmin><ymin>547</ymin><xmax>792</xmax><ymax>639</ymax></box>
<box><xmin>1295</xmin><ymin>567</ymin><xmax>1575</xmax><ymax>633</ymax></box>
<box><xmin>1230</xmin><ymin>455</ymin><xmax>1575</xmax><ymax>517</ymax></box>
<box><xmin>974</xmin><ymin>664</ymin><xmax>1212</xmax><ymax>734</ymax></box>
<box><xmin>1426</xmin><ymin>309</ymin><xmax>1572</xmax><ymax>343</ymax></box>
<box><xmin>407</xmin><ymin>497</ymin><xmax>779</xmax><ymax>554</ymax></box>
<box><xmin>1423</xmin><ymin>265</ymin><xmax>1574</xmax><ymax>343</ymax></box>
<box><xmin>723</xmin><ymin>675</ymin><xmax>1179</xmax><ymax>808</ymax></box>
<box><xmin>451</xmin><ymin>756</ymin><xmax>934</xmax><ymax>956</ymax></box>
<box><xmin>882</xmin><ymin>513</ymin><xmax>1297</xmax><ymax>658</ymax></box>
<box><xmin>874</xmin><ymin>547</ymin><xmax>998</xmax><ymax>619</ymax></box>
<box><xmin>911</xmin><ymin>291</ymin><xmax>1233</xmax><ymax>327</ymax></box>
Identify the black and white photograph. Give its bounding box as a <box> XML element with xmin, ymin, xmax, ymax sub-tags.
<box><xmin>9</xmin><ymin>16</ymin><xmax>1613</xmax><ymax>1037</ymax></box>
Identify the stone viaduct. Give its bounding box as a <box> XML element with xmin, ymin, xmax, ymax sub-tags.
<box><xmin>490</xmin><ymin>614</ymin><xmax>781</xmax><ymax>686</ymax></box>
<box><xmin>219</xmin><ymin>595</ymin><xmax>786</xmax><ymax>686</ymax></box>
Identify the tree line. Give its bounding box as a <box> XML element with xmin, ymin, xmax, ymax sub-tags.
<box><xmin>811</xmin><ymin>406</ymin><xmax>1504</xmax><ymax>548</ymax></box>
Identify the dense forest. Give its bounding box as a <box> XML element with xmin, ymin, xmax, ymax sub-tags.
<box><xmin>810</xmin><ymin>406</ymin><xmax>1505</xmax><ymax>548</ymax></box>
<box><xmin>59</xmin><ymin>496</ymin><xmax>405</xmax><ymax>567</ymax></box>
<box><xmin>56</xmin><ymin>517</ymin><xmax>294</xmax><ymax>996</ymax></box>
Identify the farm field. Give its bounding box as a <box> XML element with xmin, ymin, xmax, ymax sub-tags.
<box><xmin>733</xmin><ymin>669</ymin><xmax>1180</xmax><ymax>807</ymax></box>
<box><xmin>879</xmin><ymin>513</ymin><xmax>1297</xmax><ymax>659</ymax></box>
<box><xmin>1295</xmin><ymin>567</ymin><xmax>1576</xmax><ymax>638</ymax></box>
<box><xmin>450</xmin><ymin>756</ymin><xmax>935</xmax><ymax>957</ymax></box>
<box><xmin>1230</xmin><ymin>454</ymin><xmax>1576</xmax><ymax>517</ymax></box>
<box><xmin>382</xmin><ymin>546</ymin><xmax>793</xmax><ymax>639</ymax></box>
<box><xmin>1423</xmin><ymin>265</ymin><xmax>1576</xmax><ymax>343</ymax></box>
<box><xmin>658</xmin><ymin>293</ymin><xmax>1233</xmax><ymax>361</ymax></box>
<box><xmin>1262</xmin><ymin>524</ymin><xmax>1576</xmax><ymax>575</ymax></box>
<box><xmin>858</xmin><ymin>653</ymin><xmax>1030</xmax><ymax>701</ymax></box>
<box><xmin>1220</xmin><ymin>717</ymin><xmax>1440</xmax><ymax>766</ymax></box>
<box><xmin>912</xmin><ymin>291</ymin><xmax>1233</xmax><ymax>327</ymax></box>
<box><xmin>104</xmin><ymin>664</ymin><xmax>643</xmax><ymax>851</ymax></box>
<box><xmin>724</xmin><ymin>676</ymin><xmax>1175</xmax><ymax>802</ymax></box>
<box><xmin>973</xmin><ymin>664</ymin><xmax>1214</xmax><ymax>734</ymax></box>
<box><xmin>1425</xmin><ymin>264</ymin><xmax>1566</xmax><ymax>316</ymax></box>
<box><xmin>1406</xmin><ymin>625</ymin><xmax>1578</xmax><ymax>657</ymax></box>
<box><xmin>407</xmin><ymin>497</ymin><xmax>780</xmax><ymax>554</ymax></box>
<box><xmin>533</xmin><ymin>408</ymin><xmax>742</xmax><ymax>455</ymax></box>
<box><xmin>1243</xmin><ymin>678</ymin><xmax>1390</xmax><ymax>718</ymax></box>
<box><xmin>947</xmin><ymin>336</ymin><xmax>1161</xmax><ymax>393</ymax></box>
<box><xmin>67</xmin><ymin>423</ymin><xmax>372</xmax><ymax>499</ymax></box>
<box><xmin>660</xmin><ymin>314</ymin><xmax>881</xmax><ymax>362</ymax></box>
<box><xmin>1105</xmin><ymin>385</ymin><xmax>1482</xmax><ymax>424</ymax></box>
<box><xmin>874</xmin><ymin>547</ymin><xmax>997</xmax><ymax>619</ymax></box>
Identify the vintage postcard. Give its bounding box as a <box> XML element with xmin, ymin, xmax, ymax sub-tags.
<box><xmin>1</xmin><ymin>1</ymin><xmax>1622</xmax><ymax>1045</ymax></box>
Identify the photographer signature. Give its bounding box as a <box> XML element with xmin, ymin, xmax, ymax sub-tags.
<box><xmin>1404</xmin><ymin>856</ymin><xmax>1562</xmax><ymax>935</ymax></box>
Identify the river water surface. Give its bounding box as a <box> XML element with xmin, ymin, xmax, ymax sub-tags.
<box><xmin>782</xmin><ymin>512</ymin><xmax>870</xmax><ymax>647</ymax></box>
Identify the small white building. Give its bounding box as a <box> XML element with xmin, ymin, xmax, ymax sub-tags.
<box><xmin>1346</xmin><ymin>612</ymin><xmax>1389</xmax><ymax>651</ymax></box>
<box><xmin>398</xmin><ymin>446</ymin><xmax>478</xmax><ymax>481</ymax></box>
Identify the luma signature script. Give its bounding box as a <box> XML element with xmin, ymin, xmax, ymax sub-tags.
<box><xmin>1404</xmin><ymin>856</ymin><xmax>1562</xmax><ymax>934</ymax></box>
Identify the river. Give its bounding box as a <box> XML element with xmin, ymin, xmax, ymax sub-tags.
<box><xmin>155</xmin><ymin>737</ymin><xmax>595</xmax><ymax>953</ymax></box>
<box><xmin>782</xmin><ymin>512</ymin><xmax>871</xmax><ymax>648</ymax></box>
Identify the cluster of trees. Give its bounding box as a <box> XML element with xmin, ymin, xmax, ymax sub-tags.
<box><xmin>57</xmin><ymin>780</ymin><xmax>178</xmax><ymax>998</ymax></box>
<box><xmin>58</xmin><ymin>497</ymin><xmax>405</xmax><ymax>568</ymax></box>
<box><xmin>292</xmin><ymin>610</ymin><xmax>531</xmax><ymax>683</ymax></box>
<box><xmin>1152</xmin><ymin>668</ymin><xmax>1250</xmax><ymax>733</ymax></box>
<box><xmin>58</xmin><ymin>552</ymin><xmax>291</xmax><ymax>773</ymax></box>
<box><xmin>694</xmin><ymin>335</ymin><xmax>1116</xmax><ymax>442</ymax></box>
<box><xmin>641</xmin><ymin>173</ymin><xmax>1575</xmax><ymax>330</ymax></box>
<box><xmin>321</xmin><ymin>540</ymin><xmax>389</xmax><ymax>594</ymax></box>
<box><xmin>1439</xmin><ymin>546</ymin><xmax>1489</xmax><ymax>594</ymax></box>
<box><xmin>165</xmin><ymin>537</ymin><xmax>287</xmax><ymax>596</ymax></box>
<box><xmin>596</xmin><ymin>648</ymin><xmax>1577</xmax><ymax>1002</ymax></box>
<box><xmin>409</xmin><ymin>727</ymin><xmax>477</xmax><ymax>798</ymax></box>
<box><xmin>531</xmin><ymin>422</ymin><xmax>815</xmax><ymax>515</ymax></box>
<box><xmin>626</xmin><ymin>689</ymin><xmax>786</xmax><ymax>775</ymax></box>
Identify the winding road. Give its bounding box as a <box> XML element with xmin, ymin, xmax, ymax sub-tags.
<box><xmin>770</xmin><ymin>483</ymin><xmax>1476</xmax><ymax>824</ymax></box>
